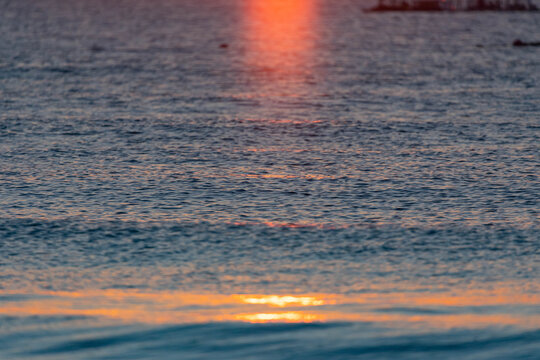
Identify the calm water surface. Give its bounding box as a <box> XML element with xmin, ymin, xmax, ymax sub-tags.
<box><xmin>0</xmin><ymin>0</ymin><xmax>539</xmax><ymax>359</ymax></box>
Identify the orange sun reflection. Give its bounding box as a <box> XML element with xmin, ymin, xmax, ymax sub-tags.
<box><xmin>238</xmin><ymin>295</ymin><xmax>325</xmax><ymax>307</ymax></box>
<box><xmin>0</xmin><ymin>283</ymin><xmax>538</xmax><ymax>328</ymax></box>
<box><xmin>244</xmin><ymin>0</ymin><xmax>316</xmax><ymax>86</ymax></box>
<box><xmin>236</xmin><ymin>312</ymin><xmax>320</xmax><ymax>323</ymax></box>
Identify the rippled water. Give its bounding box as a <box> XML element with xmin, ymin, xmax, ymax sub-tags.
<box><xmin>1</xmin><ymin>0</ymin><xmax>539</xmax><ymax>359</ymax></box>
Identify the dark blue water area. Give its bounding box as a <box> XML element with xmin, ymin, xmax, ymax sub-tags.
<box><xmin>0</xmin><ymin>218</ymin><xmax>538</xmax><ymax>291</ymax></box>
<box><xmin>1</xmin><ymin>316</ymin><xmax>539</xmax><ymax>360</ymax></box>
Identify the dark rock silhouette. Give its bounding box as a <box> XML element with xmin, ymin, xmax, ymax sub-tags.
<box><xmin>513</xmin><ymin>39</ymin><xmax>540</xmax><ymax>47</ymax></box>
<box><xmin>366</xmin><ymin>0</ymin><xmax>539</xmax><ymax>11</ymax></box>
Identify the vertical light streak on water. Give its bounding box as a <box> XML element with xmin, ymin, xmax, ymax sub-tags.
<box><xmin>244</xmin><ymin>0</ymin><xmax>317</xmax><ymax>96</ymax></box>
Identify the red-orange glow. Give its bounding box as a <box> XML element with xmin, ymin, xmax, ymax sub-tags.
<box><xmin>231</xmin><ymin>221</ymin><xmax>340</xmax><ymax>229</ymax></box>
<box><xmin>244</xmin><ymin>0</ymin><xmax>316</xmax><ymax>87</ymax></box>
<box><xmin>230</xmin><ymin>173</ymin><xmax>340</xmax><ymax>180</ymax></box>
<box><xmin>261</xmin><ymin>221</ymin><xmax>328</xmax><ymax>228</ymax></box>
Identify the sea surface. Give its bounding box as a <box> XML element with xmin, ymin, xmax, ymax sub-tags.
<box><xmin>1</xmin><ymin>0</ymin><xmax>539</xmax><ymax>359</ymax></box>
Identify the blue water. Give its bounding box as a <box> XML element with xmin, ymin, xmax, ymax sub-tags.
<box><xmin>1</xmin><ymin>0</ymin><xmax>539</xmax><ymax>359</ymax></box>
<box><xmin>3</xmin><ymin>319</ymin><xmax>540</xmax><ymax>360</ymax></box>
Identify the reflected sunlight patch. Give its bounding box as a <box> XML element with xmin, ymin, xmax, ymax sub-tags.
<box><xmin>236</xmin><ymin>312</ymin><xmax>320</xmax><ymax>323</ymax></box>
<box><xmin>238</xmin><ymin>295</ymin><xmax>325</xmax><ymax>307</ymax></box>
<box><xmin>0</xmin><ymin>284</ymin><xmax>538</xmax><ymax>327</ymax></box>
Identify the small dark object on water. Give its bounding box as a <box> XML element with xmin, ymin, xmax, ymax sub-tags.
<box><xmin>90</xmin><ymin>44</ymin><xmax>105</xmax><ymax>52</ymax></box>
<box><xmin>513</xmin><ymin>39</ymin><xmax>540</xmax><ymax>47</ymax></box>
<box><xmin>219</xmin><ymin>43</ymin><xmax>229</xmax><ymax>49</ymax></box>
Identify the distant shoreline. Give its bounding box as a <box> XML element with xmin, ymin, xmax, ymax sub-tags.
<box><xmin>365</xmin><ymin>0</ymin><xmax>539</xmax><ymax>12</ymax></box>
